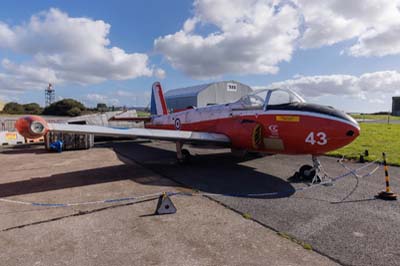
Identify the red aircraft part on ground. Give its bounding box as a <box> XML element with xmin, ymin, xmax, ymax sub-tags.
<box><xmin>15</xmin><ymin>115</ymin><xmax>49</xmax><ymax>139</ymax></box>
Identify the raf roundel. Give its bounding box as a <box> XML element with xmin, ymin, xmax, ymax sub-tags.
<box><xmin>175</xmin><ymin>118</ymin><xmax>181</xmax><ymax>130</ymax></box>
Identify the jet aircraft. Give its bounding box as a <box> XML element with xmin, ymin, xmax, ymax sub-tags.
<box><xmin>15</xmin><ymin>82</ymin><xmax>360</xmax><ymax>180</ymax></box>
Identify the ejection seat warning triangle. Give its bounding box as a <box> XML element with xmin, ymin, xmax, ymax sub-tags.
<box><xmin>155</xmin><ymin>194</ymin><xmax>177</xmax><ymax>215</ymax></box>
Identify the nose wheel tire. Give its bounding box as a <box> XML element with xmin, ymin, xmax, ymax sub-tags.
<box><xmin>299</xmin><ymin>164</ymin><xmax>316</xmax><ymax>180</ymax></box>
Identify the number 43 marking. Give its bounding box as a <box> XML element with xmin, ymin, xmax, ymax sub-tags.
<box><xmin>305</xmin><ymin>132</ymin><xmax>328</xmax><ymax>145</ymax></box>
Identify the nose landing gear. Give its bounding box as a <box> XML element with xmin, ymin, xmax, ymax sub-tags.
<box><xmin>299</xmin><ymin>164</ymin><xmax>316</xmax><ymax>180</ymax></box>
<box><xmin>298</xmin><ymin>156</ymin><xmax>329</xmax><ymax>184</ymax></box>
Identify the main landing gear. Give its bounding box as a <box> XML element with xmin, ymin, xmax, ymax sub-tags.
<box><xmin>176</xmin><ymin>142</ymin><xmax>191</xmax><ymax>164</ymax></box>
<box><xmin>298</xmin><ymin>156</ymin><xmax>328</xmax><ymax>184</ymax></box>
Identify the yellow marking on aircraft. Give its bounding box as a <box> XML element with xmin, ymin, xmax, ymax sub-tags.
<box><xmin>275</xmin><ymin>116</ymin><xmax>300</xmax><ymax>122</ymax></box>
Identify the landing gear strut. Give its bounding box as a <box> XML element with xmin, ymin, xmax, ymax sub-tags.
<box><xmin>176</xmin><ymin>142</ymin><xmax>191</xmax><ymax>164</ymax></box>
<box><xmin>298</xmin><ymin>156</ymin><xmax>327</xmax><ymax>184</ymax></box>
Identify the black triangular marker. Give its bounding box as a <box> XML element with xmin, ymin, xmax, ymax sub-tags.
<box><xmin>155</xmin><ymin>194</ymin><xmax>177</xmax><ymax>215</ymax></box>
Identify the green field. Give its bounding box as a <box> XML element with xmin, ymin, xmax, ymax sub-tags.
<box><xmin>350</xmin><ymin>114</ymin><xmax>400</xmax><ymax>121</ymax></box>
<box><xmin>137</xmin><ymin>110</ymin><xmax>150</xmax><ymax>117</ymax></box>
<box><xmin>327</xmin><ymin>123</ymin><xmax>400</xmax><ymax>165</ymax></box>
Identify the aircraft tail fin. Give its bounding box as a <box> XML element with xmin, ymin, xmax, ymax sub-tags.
<box><xmin>150</xmin><ymin>82</ymin><xmax>168</xmax><ymax>116</ymax></box>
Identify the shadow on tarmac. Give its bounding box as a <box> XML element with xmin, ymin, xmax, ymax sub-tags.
<box><xmin>0</xmin><ymin>141</ymin><xmax>295</xmax><ymax>199</ymax></box>
<box><xmin>0</xmin><ymin>164</ymin><xmax>149</xmax><ymax>198</ymax></box>
<box><xmin>112</xmin><ymin>142</ymin><xmax>296</xmax><ymax>199</ymax></box>
<box><xmin>1</xmin><ymin>144</ymin><xmax>47</xmax><ymax>155</ymax></box>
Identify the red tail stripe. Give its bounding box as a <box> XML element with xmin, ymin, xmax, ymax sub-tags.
<box><xmin>157</xmin><ymin>84</ymin><xmax>168</xmax><ymax>115</ymax></box>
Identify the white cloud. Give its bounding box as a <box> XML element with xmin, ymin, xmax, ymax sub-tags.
<box><xmin>267</xmin><ymin>74</ymin><xmax>359</xmax><ymax>98</ymax></box>
<box><xmin>155</xmin><ymin>0</ymin><xmax>400</xmax><ymax>79</ymax></box>
<box><xmin>86</xmin><ymin>93</ymin><xmax>119</xmax><ymax>106</ymax></box>
<box><xmin>2</xmin><ymin>1</ymin><xmax>400</xmax><ymax>104</ymax></box>
<box><xmin>0</xmin><ymin>22</ymin><xmax>15</xmax><ymax>48</ymax></box>
<box><xmin>348</xmin><ymin>25</ymin><xmax>400</xmax><ymax>57</ymax></box>
<box><xmin>265</xmin><ymin>70</ymin><xmax>400</xmax><ymax>100</ymax></box>
<box><xmin>155</xmin><ymin>0</ymin><xmax>300</xmax><ymax>79</ymax></box>
<box><xmin>250</xmin><ymin>70</ymin><xmax>400</xmax><ymax>112</ymax></box>
<box><xmin>115</xmin><ymin>90</ymin><xmax>135</xmax><ymax>97</ymax></box>
<box><xmin>2</xmin><ymin>59</ymin><xmax>58</xmax><ymax>84</ymax></box>
<box><xmin>297</xmin><ymin>0</ymin><xmax>400</xmax><ymax>56</ymax></box>
<box><xmin>153</xmin><ymin>68</ymin><xmax>166</xmax><ymax>79</ymax></box>
<box><xmin>0</xmin><ymin>91</ymin><xmax>20</xmax><ymax>103</ymax></box>
<box><xmin>85</xmin><ymin>89</ymin><xmax>152</xmax><ymax>107</ymax></box>
<box><xmin>0</xmin><ymin>8</ymin><xmax>161</xmax><ymax>93</ymax></box>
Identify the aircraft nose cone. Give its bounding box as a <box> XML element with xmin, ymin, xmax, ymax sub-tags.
<box><xmin>344</xmin><ymin>125</ymin><xmax>359</xmax><ymax>139</ymax></box>
<box><xmin>343</xmin><ymin>113</ymin><xmax>360</xmax><ymax>138</ymax></box>
<box><xmin>334</xmin><ymin>113</ymin><xmax>360</xmax><ymax>150</ymax></box>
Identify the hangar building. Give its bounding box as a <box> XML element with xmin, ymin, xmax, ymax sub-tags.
<box><xmin>164</xmin><ymin>81</ymin><xmax>253</xmax><ymax>111</ymax></box>
<box><xmin>393</xmin><ymin>97</ymin><xmax>400</xmax><ymax>116</ymax></box>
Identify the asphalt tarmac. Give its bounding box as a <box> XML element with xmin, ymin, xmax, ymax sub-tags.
<box><xmin>0</xmin><ymin>144</ymin><xmax>337</xmax><ymax>266</ymax></box>
<box><xmin>112</xmin><ymin>140</ymin><xmax>400</xmax><ymax>266</ymax></box>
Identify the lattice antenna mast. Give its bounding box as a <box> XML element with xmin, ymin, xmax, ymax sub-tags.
<box><xmin>45</xmin><ymin>83</ymin><xmax>55</xmax><ymax>107</ymax></box>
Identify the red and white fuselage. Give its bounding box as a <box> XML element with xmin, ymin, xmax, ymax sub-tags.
<box><xmin>147</xmin><ymin>86</ymin><xmax>359</xmax><ymax>155</ymax></box>
<box><xmin>15</xmin><ymin>82</ymin><xmax>360</xmax><ymax>157</ymax></box>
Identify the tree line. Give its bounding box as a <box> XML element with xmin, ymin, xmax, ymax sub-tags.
<box><xmin>1</xmin><ymin>99</ymin><xmax>111</xmax><ymax>116</ymax></box>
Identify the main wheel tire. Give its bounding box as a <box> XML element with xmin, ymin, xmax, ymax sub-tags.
<box><xmin>299</xmin><ymin>165</ymin><xmax>315</xmax><ymax>180</ymax></box>
<box><xmin>178</xmin><ymin>149</ymin><xmax>191</xmax><ymax>164</ymax></box>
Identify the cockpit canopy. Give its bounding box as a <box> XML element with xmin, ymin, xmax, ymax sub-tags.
<box><xmin>234</xmin><ymin>88</ymin><xmax>305</xmax><ymax>110</ymax></box>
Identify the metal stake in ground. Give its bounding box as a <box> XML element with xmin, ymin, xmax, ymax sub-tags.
<box><xmin>376</xmin><ymin>152</ymin><xmax>397</xmax><ymax>200</ymax></box>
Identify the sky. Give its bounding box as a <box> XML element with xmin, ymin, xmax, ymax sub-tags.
<box><xmin>1</xmin><ymin>0</ymin><xmax>400</xmax><ymax>113</ymax></box>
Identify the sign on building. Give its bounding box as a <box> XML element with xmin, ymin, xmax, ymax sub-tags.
<box><xmin>227</xmin><ymin>83</ymin><xmax>238</xmax><ymax>92</ymax></box>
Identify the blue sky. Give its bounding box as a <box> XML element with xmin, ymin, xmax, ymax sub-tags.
<box><xmin>1</xmin><ymin>0</ymin><xmax>400</xmax><ymax>112</ymax></box>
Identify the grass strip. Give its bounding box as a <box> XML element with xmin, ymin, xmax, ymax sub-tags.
<box><xmin>327</xmin><ymin>123</ymin><xmax>400</xmax><ymax>166</ymax></box>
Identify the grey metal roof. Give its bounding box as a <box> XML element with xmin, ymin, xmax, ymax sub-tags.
<box><xmin>165</xmin><ymin>83</ymin><xmax>213</xmax><ymax>98</ymax></box>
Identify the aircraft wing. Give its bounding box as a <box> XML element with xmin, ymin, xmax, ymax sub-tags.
<box><xmin>48</xmin><ymin>123</ymin><xmax>231</xmax><ymax>145</ymax></box>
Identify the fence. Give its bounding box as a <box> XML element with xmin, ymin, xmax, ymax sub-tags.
<box><xmin>0</xmin><ymin>119</ymin><xmax>25</xmax><ymax>145</ymax></box>
<box><xmin>0</xmin><ymin>118</ymin><xmax>43</xmax><ymax>146</ymax></box>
